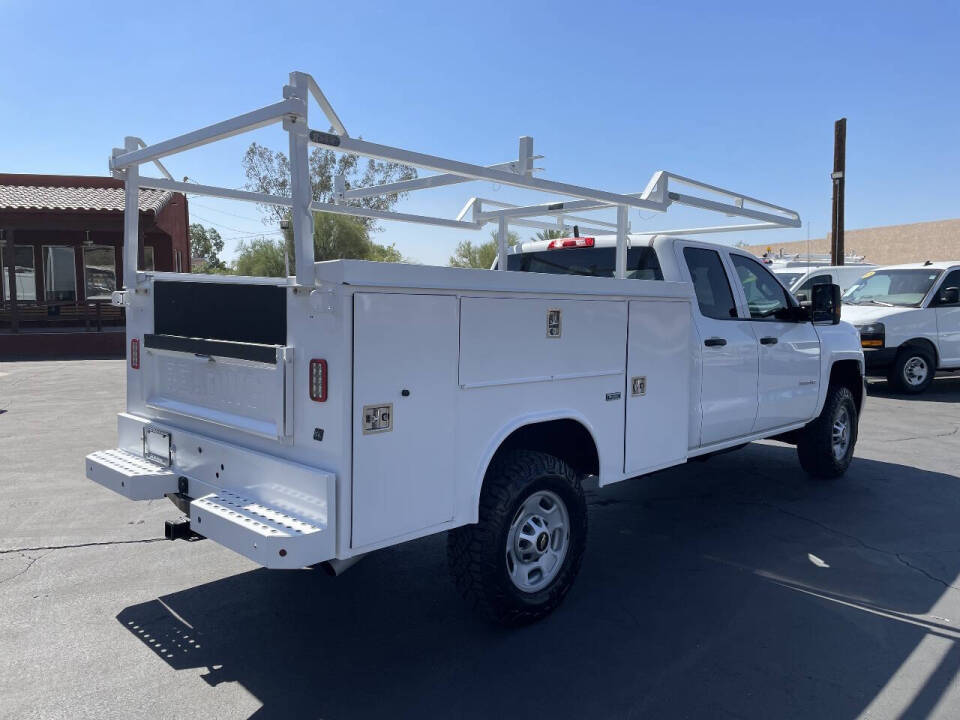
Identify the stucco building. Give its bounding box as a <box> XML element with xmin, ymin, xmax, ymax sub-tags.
<box><xmin>0</xmin><ymin>173</ymin><xmax>189</xmax><ymax>358</ymax></box>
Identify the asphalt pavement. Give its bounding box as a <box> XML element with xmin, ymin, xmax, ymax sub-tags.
<box><xmin>2</xmin><ymin>360</ymin><xmax>960</xmax><ymax>719</ymax></box>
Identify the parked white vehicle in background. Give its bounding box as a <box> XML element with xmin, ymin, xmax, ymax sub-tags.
<box><xmin>774</xmin><ymin>265</ymin><xmax>876</xmax><ymax>301</ymax></box>
<box><xmin>85</xmin><ymin>72</ymin><xmax>866</xmax><ymax>625</ymax></box>
<box><xmin>842</xmin><ymin>262</ymin><xmax>960</xmax><ymax>393</ymax></box>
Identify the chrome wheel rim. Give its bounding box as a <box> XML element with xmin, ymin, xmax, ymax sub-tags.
<box><xmin>832</xmin><ymin>406</ymin><xmax>851</xmax><ymax>461</ymax></box>
<box><xmin>903</xmin><ymin>356</ymin><xmax>929</xmax><ymax>387</ymax></box>
<box><xmin>506</xmin><ymin>490</ymin><xmax>570</xmax><ymax>593</ymax></box>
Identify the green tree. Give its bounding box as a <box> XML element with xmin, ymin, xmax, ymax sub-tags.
<box><xmin>281</xmin><ymin>212</ymin><xmax>409</xmax><ymax>275</ymax></box>
<box><xmin>449</xmin><ymin>230</ymin><xmax>520</xmax><ymax>269</ymax></box>
<box><xmin>243</xmin><ymin>140</ymin><xmax>413</xmax><ymax>264</ymax></box>
<box><xmin>234</xmin><ymin>237</ymin><xmax>286</xmax><ymax>277</ymax></box>
<box><xmin>189</xmin><ymin>223</ymin><xmax>226</xmax><ymax>272</ymax></box>
<box><xmin>242</xmin><ymin>139</ymin><xmax>417</xmax><ymax>230</ymax></box>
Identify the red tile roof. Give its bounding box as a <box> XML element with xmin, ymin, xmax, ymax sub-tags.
<box><xmin>0</xmin><ymin>174</ymin><xmax>173</xmax><ymax>214</ymax></box>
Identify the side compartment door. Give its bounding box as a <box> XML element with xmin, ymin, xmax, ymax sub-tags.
<box><xmin>352</xmin><ymin>292</ymin><xmax>458</xmax><ymax>548</ymax></box>
<box><xmin>679</xmin><ymin>244</ymin><xmax>760</xmax><ymax>446</ymax></box>
<box><xmin>624</xmin><ymin>298</ymin><xmax>691</xmax><ymax>475</ymax></box>
<box><xmin>728</xmin><ymin>253</ymin><xmax>821</xmax><ymax>431</ymax></box>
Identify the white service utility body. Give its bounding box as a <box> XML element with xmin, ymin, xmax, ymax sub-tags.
<box><xmin>88</xmin><ymin>72</ymin><xmax>865</xmax><ymax>624</ymax></box>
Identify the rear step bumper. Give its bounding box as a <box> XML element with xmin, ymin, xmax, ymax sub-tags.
<box><xmin>85</xmin><ymin>418</ymin><xmax>337</xmax><ymax>569</ymax></box>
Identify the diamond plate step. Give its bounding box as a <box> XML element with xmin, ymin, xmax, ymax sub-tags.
<box><xmin>86</xmin><ymin>448</ymin><xmax>178</xmax><ymax>500</ymax></box>
<box><xmin>191</xmin><ymin>490</ymin><xmax>330</xmax><ymax>569</ymax></box>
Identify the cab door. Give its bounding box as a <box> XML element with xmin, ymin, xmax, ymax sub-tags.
<box><xmin>728</xmin><ymin>253</ymin><xmax>821</xmax><ymax>431</ymax></box>
<box><xmin>933</xmin><ymin>269</ymin><xmax>960</xmax><ymax>366</ymax></box>
<box><xmin>679</xmin><ymin>243</ymin><xmax>759</xmax><ymax>446</ymax></box>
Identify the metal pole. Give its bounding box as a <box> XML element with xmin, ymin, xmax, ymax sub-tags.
<box><xmin>122</xmin><ymin>137</ymin><xmax>140</xmax><ymax>289</ymax></box>
<box><xmin>286</xmin><ymin>74</ymin><xmax>315</xmax><ymax>286</ymax></box>
<box><xmin>3</xmin><ymin>230</ymin><xmax>19</xmax><ymax>333</ymax></box>
<box><xmin>615</xmin><ymin>205</ymin><xmax>628</xmax><ymax>279</ymax></box>
<box><xmin>497</xmin><ymin>216</ymin><xmax>508</xmax><ymax>271</ymax></box>
<box><xmin>831</xmin><ymin>118</ymin><xmax>846</xmax><ymax>266</ymax></box>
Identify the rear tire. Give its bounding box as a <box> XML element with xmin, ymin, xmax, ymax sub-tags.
<box><xmin>447</xmin><ymin>450</ymin><xmax>587</xmax><ymax>626</ymax></box>
<box><xmin>887</xmin><ymin>346</ymin><xmax>935</xmax><ymax>394</ymax></box>
<box><xmin>797</xmin><ymin>385</ymin><xmax>858</xmax><ymax>479</ymax></box>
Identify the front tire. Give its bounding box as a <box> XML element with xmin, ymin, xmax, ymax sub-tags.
<box><xmin>447</xmin><ymin>450</ymin><xmax>587</xmax><ymax>626</ymax></box>
<box><xmin>887</xmin><ymin>346</ymin><xmax>935</xmax><ymax>394</ymax></box>
<box><xmin>797</xmin><ymin>385</ymin><xmax>858</xmax><ymax>478</ymax></box>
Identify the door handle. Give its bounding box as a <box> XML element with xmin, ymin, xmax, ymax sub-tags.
<box><xmin>704</xmin><ymin>337</ymin><xmax>727</xmax><ymax>347</ymax></box>
<box><xmin>760</xmin><ymin>337</ymin><xmax>778</xmax><ymax>345</ymax></box>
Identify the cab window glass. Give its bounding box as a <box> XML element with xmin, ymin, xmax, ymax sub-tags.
<box><xmin>936</xmin><ymin>270</ymin><xmax>960</xmax><ymax>306</ymax></box>
<box><xmin>682</xmin><ymin>247</ymin><xmax>737</xmax><ymax>320</ymax></box>
<box><xmin>843</xmin><ymin>269</ymin><xmax>941</xmax><ymax>307</ymax></box>
<box><xmin>796</xmin><ymin>274</ymin><xmax>831</xmax><ymax>293</ymax></box>
<box><xmin>507</xmin><ymin>246</ymin><xmax>662</xmax><ymax>280</ymax></box>
<box><xmin>731</xmin><ymin>254</ymin><xmax>789</xmax><ymax>319</ymax></box>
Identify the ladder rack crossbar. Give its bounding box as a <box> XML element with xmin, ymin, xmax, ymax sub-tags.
<box><xmin>110</xmin><ymin>70</ymin><xmax>801</xmax><ymax>286</ymax></box>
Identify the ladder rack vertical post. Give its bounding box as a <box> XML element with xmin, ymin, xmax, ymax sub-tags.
<box><xmin>497</xmin><ymin>215</ymin><xmax>509</xmax><ymax>271</ymax></box>
<box><xmin>615</xmin><ymin>205</ymin><xmax>628</xmax><ymax>279</ymax></box>
<box><xmin>287</xmin><ymin>74</ymin><xmax>315</xmax><ymax>287</ymax></box>
<box><xmin>122</xmin><ymin>136</ymin><xmax>140</xmax><ymax>289</ymax></box>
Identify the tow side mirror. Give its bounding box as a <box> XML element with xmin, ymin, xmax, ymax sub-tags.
<box><xmin>939</xmin><ymin>286</ymin><xmax>959</xmax><ymax>305</ymax></box>
<box><xmin>811</xmin><ymin>283</ymin><xmax>842</xmax><ymax>325</ymax></box>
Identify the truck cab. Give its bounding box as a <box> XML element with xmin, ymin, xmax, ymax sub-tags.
<box><xmin>507</xmin><ymin>234</ymin><xmax>865</xmax><ymax>453</ymax></box>
<box><xmin>841</xmin><ymin>262</ymin><xmax>960</xmax><ymax>393</ymax></box>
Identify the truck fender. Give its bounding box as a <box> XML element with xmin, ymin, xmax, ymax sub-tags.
<box><xmin>467</xmin><ymin>410</ymin><xmax>601</xmax><ymax>524</ymax></box>
<box><xmin>814</xmin><ymin>352</ymin><xmax>866</xmax><ymax>417</ymax></box>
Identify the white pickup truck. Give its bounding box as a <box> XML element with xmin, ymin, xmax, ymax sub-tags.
<box><xmin>842</xmin><ymin>262</ymin><xmax>960</xmax><ymax>393</ymax></box>
<box><xmin>86</xmin><ymin>72</ymin><xmax>865</xmax><ymax>625</ymax></box>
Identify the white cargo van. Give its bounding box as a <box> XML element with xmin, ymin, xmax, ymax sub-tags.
<box><xmin>85</xmin><ymin>72</ymin><xmax>865</xmax><ymax>625</ymax></box>
<box><xmin>842</xmin><ymin>262</ymin><xmax>960</xmax><ymax>393</ymax></box>
<box><xmin>776</xmin><ymin>265</ymin><xmax>876</xmax><ymax>302</ymax></box>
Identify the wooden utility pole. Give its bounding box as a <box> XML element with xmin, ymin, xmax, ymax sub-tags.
<box><xmin>831</xmin><ymin>118</ymin><xmax>847</xmax><ymax>265</ymax></box>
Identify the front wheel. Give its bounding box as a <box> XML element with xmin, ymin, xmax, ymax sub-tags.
<box><xmin>796</xmin><ymin>385</ymin><xmax>858</xmax><ymax>478</ymax></box>
<box><xmin>887</xmin><ymin>346</ymin><xmax>935</xmax><ymax>394</ymax></box>
<box><xmin>447</xmin><ymin>450</ymin><xmax>587</xmax><ymax>626</ymax></box>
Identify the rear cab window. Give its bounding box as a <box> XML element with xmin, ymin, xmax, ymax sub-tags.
<box><xmin>682</xmin><ymin>247</ymin><xmax>738</xmax><ymax>319</ymax></box>
<box><xmin>507</xmin><ymin>246</ymin><xmax>663</xmax><ymax>280</ymax></box>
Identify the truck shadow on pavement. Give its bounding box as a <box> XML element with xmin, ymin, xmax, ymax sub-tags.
<box><xmin>117</xmin><ymin>443</ymin><xmax>960</xmax><ymax>719</ymax></box>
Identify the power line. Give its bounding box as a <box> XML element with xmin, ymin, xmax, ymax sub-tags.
<box><xmin>189</xmin><ymin>201</ymin><xmax>266</xmax><ymax>223</ymax></box>
<box><xmin>189</xmin><ymin>212</ymin><xmax>268</xmax><ymax>235</ymax></box>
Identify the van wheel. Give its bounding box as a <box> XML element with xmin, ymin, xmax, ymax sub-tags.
<box><xmin>447</xmin><ymin>450</ymin><xmax>587</xmax><ymax>626</ymax></box>
<box><xmin>797</xmin><ymin>385</ymin><xmax>858</xmax><ymax>478</ymax></box>
<box><xmin>888</xmin><ymin>347</ymin><xmax>935</xmax><ymax>394</ymax></box>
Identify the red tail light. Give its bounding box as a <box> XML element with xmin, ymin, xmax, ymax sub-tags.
<box><xmin>309</xmin><ymin>359</ymin><xmax>327</xmax><ymax>402</ymax></box>
<box><xmin>547</xmin><ymin>237</ymin><xmax>595</xmax><ymax>249</ymax></box>
<box><xmin>130</xmin><ymin>338</ymin><xmax>140</xmax><ymax>370</ymax></box>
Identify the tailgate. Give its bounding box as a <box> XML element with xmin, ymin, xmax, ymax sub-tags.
<box><xmin>142</xmin><ymin>335</ymin><xmax>294</xmax><ymax>440</ymax></box>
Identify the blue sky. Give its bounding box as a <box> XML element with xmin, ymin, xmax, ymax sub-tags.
<box><xmin>2</xmin><ymin>0</ymin><xmax>957</xmax><ymax>265</ymax></box>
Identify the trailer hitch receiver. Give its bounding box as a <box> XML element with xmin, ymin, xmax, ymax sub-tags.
<box><xmin>164</xmin><ymin>518</ymin><xmax>205</xmax><ymax>542</ymax></box>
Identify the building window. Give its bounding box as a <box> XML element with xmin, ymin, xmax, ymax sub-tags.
<box><xmin>2</xmin><ymin>245</ymin><xmax>38</xmax><ymax>303</ymax></box>
<box><xmin>43</xmin><ymin>246</ymin><xmax>77</xmax><ymax>303</ymax></box>
<box><xmin>83</xmin><ymin>245</ymin><xmax>117</xmax><ymax>300</ymax></box>
<box><xmin>143</xmin><ymin>246</ymin><xmax>155</xmax><ymax>272</ymax></box>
